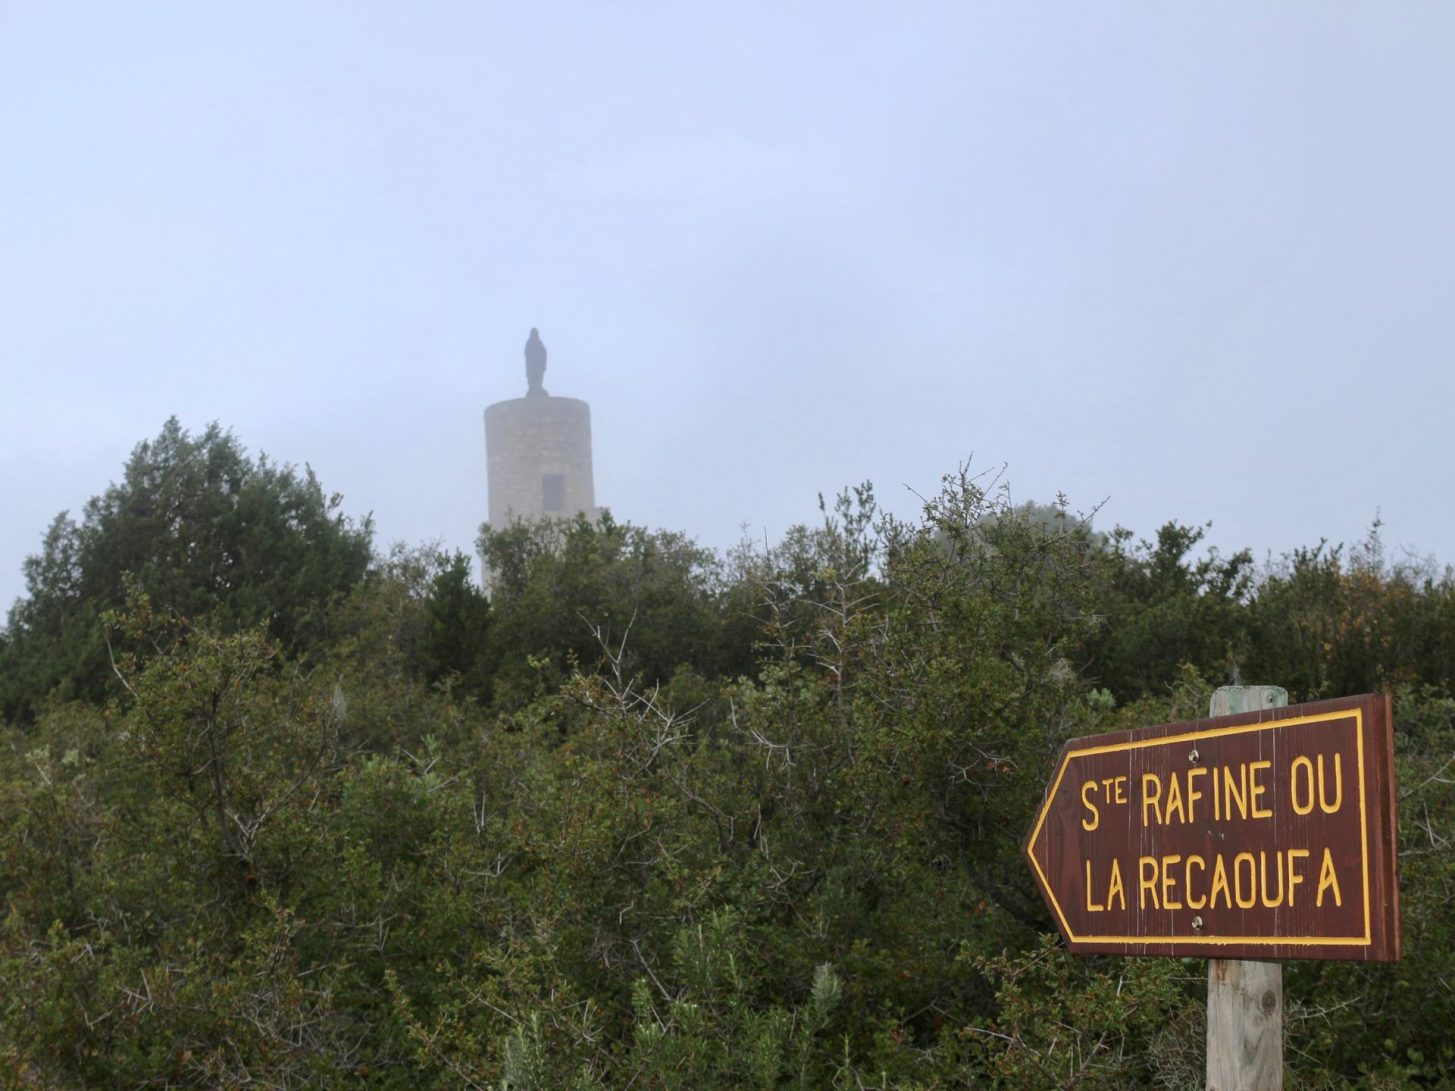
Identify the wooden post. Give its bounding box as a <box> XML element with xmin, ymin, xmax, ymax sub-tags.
<box><xmin>1206</xmin><ymin>685</ymin><xmax>1287</xmax><ymax>1091</ymax></box>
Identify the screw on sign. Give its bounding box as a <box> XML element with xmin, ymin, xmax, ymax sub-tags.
<box><xmin>1023</xmin><ymin>694</ymin><xmax>1400</xmax><ymax>962</ymax></box>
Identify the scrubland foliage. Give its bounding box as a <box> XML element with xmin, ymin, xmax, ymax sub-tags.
<box><xmin>1</xmin><ymin>423</ymin><xmax>1454</xmax><ymax>1087</ymax></box>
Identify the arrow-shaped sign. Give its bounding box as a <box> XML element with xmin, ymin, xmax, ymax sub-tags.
<box><xmin>1023</xmin><ymin>693</ymin><xmax>1400</xmax><ymax>961</ymax></box>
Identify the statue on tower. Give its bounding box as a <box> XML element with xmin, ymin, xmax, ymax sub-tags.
<box><xmin>524</xmin><ymin>328</ymin><xmax>548</xmax><ymax>397</ymax></box>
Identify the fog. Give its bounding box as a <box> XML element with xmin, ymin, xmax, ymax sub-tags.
<box><xmin>4</xmin><ymin>4</ymin><xmax>1453</xmax><ymax>614</ymax></box>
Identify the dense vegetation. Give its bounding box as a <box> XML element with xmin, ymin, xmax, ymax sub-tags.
<box><xmin>1</xmin><ymin>421</ymin><xmax>1452</xmax><ymax>1088</ymax></box>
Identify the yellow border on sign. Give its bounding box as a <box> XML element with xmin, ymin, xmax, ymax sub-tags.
<box><xmin>1027</xmin><ymin>707</ymin><xmax>1371</xmax><ymax>947</ymax></box>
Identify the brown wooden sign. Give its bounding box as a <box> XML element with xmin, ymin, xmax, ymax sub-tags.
<box><xmin>1024</xmin><ymin>694</ymin><xmax>1400</xmax><ymax>961</ymax></box>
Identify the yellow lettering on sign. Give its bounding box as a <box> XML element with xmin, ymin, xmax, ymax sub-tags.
<box><xmin>1161</xmin><ymin>853</ymin><xmax>1183</xmax><ymax>909</ymax></box>
<box><xmin>1186</xmin><ymin>766</ymin><xmax>1206</xmax><ymax>822</ymax></box>
<box><xmin>1223</xmin><ymin>763</ymin><xmax>1248</xmax><ymax>820</ymax></box>
<box><xmin>1137</xmin><ymin>769</ymin><xmax>1212</xmax><ymax>826</ymax></box>
<box><xmin>1139</xmin><ymin>856</ymin><xmax>1159</xmax><ymax>909</ymax></box>
<box><xmin>1290</xmin><ymin>755</ymin><xmax>1315</xmax><ymax>815</ymax></box>
<box><xmin>1233</xmin><ymin>852</ymin><xmax>1257</xmax><ymax>908</ymax></box>
<box><xmin>1316</xmin><ymin>847</ymin><xmax>1343</xmax><ymax>908</ymax></box>
<box><xmin>1085</xmin><ymin>859</ymin><xmax>1104</xmax><ymax>911</ymax></box>
<box><xmin>1259</xmin><ymin>850</ymin><xmax>1284</xmax><ymax>908</ymax></box>
<box><xmin>1287</xmin><ymin>848</ymin><xmax>1309</xmax><ymax>907</ymax></box>
<box><xmin>1107</xmin><ymin>857</ymin><xmax>1125</xmax><ymax>910</ymax></box>
<box><xmin>1101</xmin><ymin>776</ymin><xmax>1127</xmax><ymax>807</ymax></box>
<box><xmin>1081</xmin><ymin>780</ymin><xmax>1100</xmax><ymax>831</ymax></box>
<box><xmin>1141</xmin><ymin>774</ymin><xmax>1162</xmax><ymax>827</ymax></box>
<box><xmin>1249</xmin><ymin>760</ymin><xmax>1273</xmax><ymax>818</ymax></box>
<box><xmin>1086</xmin><ymin>857</ymin><xmax>1128</xmax><ymax>913</ymax></box>
<box><xmin>1126</xmin><ymin>848</ymin><xmax>1335</xmax><ymax>920</ymax></box>
<box><xmin>1210</xmin><ymin>854</ymin><xmax>1231</xmax><ymax>908</ymax></box>
<box><xmin>1185</xmin><ymin>855</ymin><xmax>1206</xmax><ymax>909</ymax></box>
<box><xmin>1164</xmin><ymin>775</ymin><xmax>1186</xmax><ymax>825</ymax></box>
<box><xmin>1290</xmin><ymin>752</ymin><xmax>1345</xmax><ymax>818</ymax></box>
<box><xmin>1319</xmin><ymin>753</ymin><xmax>1343</xmax><ymax>814</ymax></box>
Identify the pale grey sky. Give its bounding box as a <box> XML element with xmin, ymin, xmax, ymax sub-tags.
<box><xmin>3</xmin><ymin>3</ymin><xmax>1453</xmax><ymax>614</ymax></box>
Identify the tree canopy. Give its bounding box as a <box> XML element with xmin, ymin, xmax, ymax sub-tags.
<box><xmin>1</xmin><ymin>418</ymin><xmax>373</xmax><ymax>722</ymax></box>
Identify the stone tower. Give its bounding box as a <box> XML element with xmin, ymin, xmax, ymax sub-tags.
<box><xmin>483</xmin><ymin>329</ymin><xmax>597</xmax><ymax>528</ymax></box>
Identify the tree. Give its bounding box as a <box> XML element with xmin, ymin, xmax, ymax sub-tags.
<box><xmin>1</xmin><ymin>418</ymin><xmax>373</xmax><ymax>722</ymax></box>
<box><xmin>412</xmin><ymin>548</ymin><xmax>495</xmax><ymax>701</ymax></box>
<box><xmin>478</xmin><ymin>513</ymin><xmax>745</xmax><ymax>705</ymax></box>
<box><xmin>1247</xmin><ymin>523</ymin><xmax>1455</xmax><ymax>701</ymax></box>
<box><xmin>1088</xmin><ymin>521</ymin><xmax>1253</xmax><ymax>701</ymax></box>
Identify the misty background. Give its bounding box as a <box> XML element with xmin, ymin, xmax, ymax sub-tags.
<box><xmin>3</xmin><ymin>3</ymin><xmax>1452</xmax><ymax>615</ymax></box>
